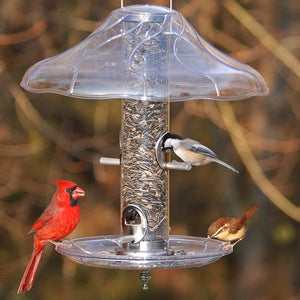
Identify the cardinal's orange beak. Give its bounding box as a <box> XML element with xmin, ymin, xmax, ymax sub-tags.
<box><xmin>72</xmin><ymin>186</ymin><xmax>85</xmax><ymax>199</ymax></box>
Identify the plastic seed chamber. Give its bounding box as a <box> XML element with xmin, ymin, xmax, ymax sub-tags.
<box><xmin>21</xmin><ymin>4</ymin><xmax>268</xmax><ymax>289</ymax></box>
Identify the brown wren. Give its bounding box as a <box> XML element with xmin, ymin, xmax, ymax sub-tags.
<box><xmin>207</xmin><ymin>204</ymin><xmax>260</xmax><ymax>246</ymax></box>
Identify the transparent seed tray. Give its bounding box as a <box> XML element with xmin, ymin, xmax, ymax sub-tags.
<box><xmin>55</xmin><ymin>235</ymin><xmax>233</xmax><ymax>270</ymax></box>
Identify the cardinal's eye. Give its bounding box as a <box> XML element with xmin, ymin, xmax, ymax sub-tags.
<box><xmin>66</xmin><ymin>188</ymin><xmax>72</xmax><ymax>193</ymax></box>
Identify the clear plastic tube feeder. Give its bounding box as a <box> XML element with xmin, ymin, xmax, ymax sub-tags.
<box><xmin>21</xmin><ymin>3</ymin><xmax>268</xmax><ymax>289</ymax></box>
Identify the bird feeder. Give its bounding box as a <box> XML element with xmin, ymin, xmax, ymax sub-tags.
<box><xmin>21</xmin><ymin>3</ymin><xmax>268</xmax><ymax>289</ymax></box>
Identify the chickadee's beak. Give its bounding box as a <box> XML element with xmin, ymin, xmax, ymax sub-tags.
<box><xmin>72</xmin><ymin>186</ymin><xmax>85</xmax><ymax>199</ymax></box>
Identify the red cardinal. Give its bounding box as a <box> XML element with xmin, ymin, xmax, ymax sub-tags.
<box><xmin>17</xmin><ymin>179</ymin><xmax>85</xmax><ymax>294</ymax></box>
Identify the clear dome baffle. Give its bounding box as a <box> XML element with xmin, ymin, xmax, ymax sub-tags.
<box><xmin>21</xmin><ymin>5</ymin><xmax>269</xmax><ymax>102</ymax></box>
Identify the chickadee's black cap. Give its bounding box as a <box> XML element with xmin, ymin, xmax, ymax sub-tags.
<box><xmin>162</xmin><ymin>133</ymin><xmax>184</xmax><ymax>141</ymax></box>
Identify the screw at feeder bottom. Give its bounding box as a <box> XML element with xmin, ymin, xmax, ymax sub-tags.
<box><xmin>140</xmin><ymin>270</ymin><xmax>151</xmax><ymax>290</ymax></box>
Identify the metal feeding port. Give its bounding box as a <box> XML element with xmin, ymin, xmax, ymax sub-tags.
<box><xmin>21</xmin><ymin>1</ymin><xmax>268</xmax><ymax>291</ymax></box>
<box><xmin>120</xmin><ymin>205</ymin><xmax>148</xmax><ymax>244</ymax></box>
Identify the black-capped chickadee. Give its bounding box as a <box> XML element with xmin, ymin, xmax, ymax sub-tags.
<box><xmin>161</xmin><ymin>133</ymin><xmax>238</xmax><ymax>173</ymax></box>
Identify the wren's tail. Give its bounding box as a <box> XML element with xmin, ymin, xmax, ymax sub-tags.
<box><xmin>243</xmin><ymin>204</ymin><xmax>260</xmax><ymax>220</ymax></box>
<box><xmin>17</xmin><ymin>240</ymin><xmax>46</xmax><ymax>294</ymax></box>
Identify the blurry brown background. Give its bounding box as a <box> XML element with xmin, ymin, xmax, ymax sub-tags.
<box><xmin>0</xmin><ymin>0</ymin><xmax>299</xmax><ymax>299</ymax></box>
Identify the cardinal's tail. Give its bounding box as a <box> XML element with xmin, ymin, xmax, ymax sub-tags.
<box><xmin>17</xmin><ymin>239</ymin><xmax>46</xmax><ymax>294</ymax></box>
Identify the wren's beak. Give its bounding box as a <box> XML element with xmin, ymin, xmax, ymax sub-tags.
<box><xmin>72</xmin><ymin>186</ymin><xmax>85</xmax><ymax>199</ymax></box>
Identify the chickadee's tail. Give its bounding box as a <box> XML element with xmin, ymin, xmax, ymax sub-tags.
<box><xmin>214</xmin><ymin>159</ymin><xmax>239</xmax><ymax>173</ymax></box>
